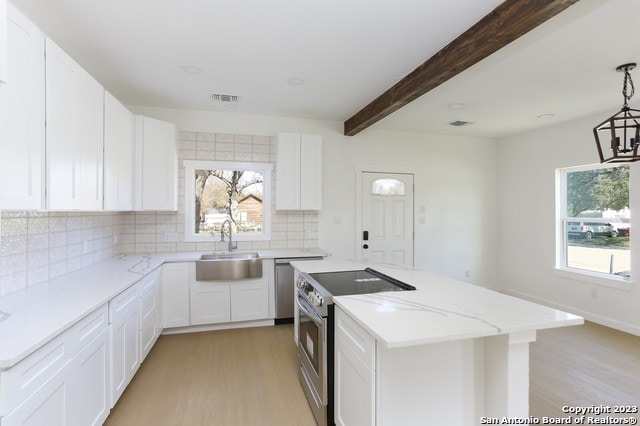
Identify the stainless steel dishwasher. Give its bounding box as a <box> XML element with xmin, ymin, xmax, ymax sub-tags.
<box><xmin>274</xmin><ymin>257</ymin><xmax>323</xmax><ymax>324</ymax></box>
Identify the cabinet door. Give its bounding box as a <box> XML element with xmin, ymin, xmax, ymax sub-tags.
<box><xmin>161</xmin><ymin>262</ymin><xmax>191</xmax><ymax>328</ymax></box>
<box><xmin>334</xmin><ymin>308</ymin><xmax>376</xmax><ymax>426</ymax></box>
<box><xmin>0</xmin><ymin>0</ymin><xmax>7</xmax><ymax>83</ymax></box>
<box><xmin>68</xmin><ymin>328</ymin><xmax>110</xmax><ymax>426</ymax></box>
<box><xmin>275</xmin><ymin>132</ymin><xmax>301</xmax><ymax>210</ymax></box>
<box><xmin>0</xmin><ymin>370</ymin><xmax>67</xmax><ymax>426</ymax></box>
<box><xmin>110</xmin><ymin>301</ymin><xmax>140</xmax><ymax>407</ymax></box>
<box><xmin>300</xmin><ymin>134</ymin><xmax>322</xmax><ymax>210</ymax></box>
<box><xmin>230</xmin><ymin>281</ymin><xmax>269</xmax><ymax>322</ymax></box>
<box><xmin>45</xmin><ymin>39</ymin><xmax>104</xmax><ymax>210</ymax></box>
<box><xmin>135</xmin><ymin>115</ymin><xmax>177</xmax><ymax>211</ymax></box>
<box><xmin>104</xmin><ymin>91</ymin><xmax>134</xmax><ymax>210</ymax></box>
<box><xmin>78</xmin><ymin>70</ymin><xmax>104</xmax><ymax>210</ymax></box>
<box><xmin>334</xmin><ymin>335</ymin><xmax>375</xmax><ymax>426</ymax></box>
<box><xmin>190</xmin><ymin>284</ymin><xmax>230</xmax><ymax>325</ymax></box>
<box><xmin>139</xmin><ymin>271</ymin><xmax>160</xmax><ymax>362</ymax></box>
<box><xmin>0</xmin><ymin>5</ymin><xmax>45</xmax><ymax>209</ymax></box>
<box><xmin>275</xmin><ymin>132</ymin><xmax>322</xmax><ymax>210</ymax></box>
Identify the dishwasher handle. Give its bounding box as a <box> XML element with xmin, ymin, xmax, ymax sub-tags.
<box><xmin>275</xmin><ymin>257</ymin><xmax>323</xmax><ymax>265</ymax></box>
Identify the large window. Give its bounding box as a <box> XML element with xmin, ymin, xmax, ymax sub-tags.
<box><xmin>184</xmin><ymin>160</ymin><xmax>272</xmax><ymax>242</ymax></box>
<box><xmin>557</xmin><ymin>164</ymin><xmax>630</xmax><ymax>282</ymax></box>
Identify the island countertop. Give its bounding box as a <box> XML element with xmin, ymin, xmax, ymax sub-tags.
<box><xmin>290</xmin><ymin>259</ymin><xmax>583</xmax><ymax>348</ymax></box>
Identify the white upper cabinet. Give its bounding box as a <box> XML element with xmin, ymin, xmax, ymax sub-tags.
<box><xmin>276</xmin><ymin>132</ymin><xmax>322</xmax><ymax>210</ymax></box>
<box><xmin>45</xmin><ymin>38</ymin><xmax>104</xmax><ymax>210</ymax></box>
<box><xmin>0</xmin><ymin>0</ymin><xmax>8</xmax><ymax>83</ymax></box>
<box><xmin>104</xmin><ymin>91</ymin><xmax>134</xmax><ymax>211</ymax></box>
<box><xmin>0</xmin><ymin>5</ymin><xmax>45</xmax><ymax>210</ymax></box>
<box><xmin>134</xmin><ymin>115</ymin><xmax>177</xmax><ymax>211</ymax></box>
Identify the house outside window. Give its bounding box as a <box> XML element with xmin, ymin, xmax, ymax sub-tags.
<box><xmin>184</xmin><ymin>160</ymin><xmax>272</xmax><ymax>242</ymax></box>
<box><xmin>557</xmin><ymin>164</ymin><xmax>630</xmax><ymax>282</ymax></box>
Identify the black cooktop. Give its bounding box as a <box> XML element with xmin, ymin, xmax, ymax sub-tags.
<box><xmin>308</xmin><ymin>268</ymin><xmax>416</xmax><ymax>297</ymax></box>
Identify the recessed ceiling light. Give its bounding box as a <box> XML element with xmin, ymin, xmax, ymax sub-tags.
<box><xmin>287</xmin><ymin>77</ymin><xmax>305</xmax><ymax>86</ymax></box>
<box><xmin>448</xmin><ymin>103</ymin><xmax>465</xmax><ymax>109</ymax></box>
<box><xmin>537</xmin><ymin>113</ymin><xmax>555</xmax><ymax>119</ymax></box>
<box><xmin>179</xmin><ymin>65</ymin><xmax>202</xmax><ymax>75</ymax></box>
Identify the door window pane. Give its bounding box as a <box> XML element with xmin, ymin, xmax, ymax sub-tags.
<box><xmin>371</xmin><ymin>178</ymin><xmax>405</xmax><ymax>196</ymax></box>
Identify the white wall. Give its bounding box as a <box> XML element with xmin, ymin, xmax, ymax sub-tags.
<box><xmin>498</xmin><ymin>113</ymin><xmax>640</xmax><ymax>335</ymax></box>
<box><xmin>130</xmin><ymin>106</ymin><xmax>500</xmax><ymax>286</ymax></box>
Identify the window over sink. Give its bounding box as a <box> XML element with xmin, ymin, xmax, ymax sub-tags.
<box><xmin>184</xmin><ymin>160</ymin><xmax>272</xmax><ymax>242</ymax></box>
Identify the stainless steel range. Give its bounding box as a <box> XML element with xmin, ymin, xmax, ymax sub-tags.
<box><xmin>294</xmin><ymin>268</ymin><xmax>416</xmax><ymax>425</ymax></box>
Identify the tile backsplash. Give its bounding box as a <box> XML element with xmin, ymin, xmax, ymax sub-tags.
<box><xmin>0</xmin><ymin>131</ymin><xmax>319</xmax><ymax>296</ymax></box>
<box><xmin>0</xmin><ymin>211</ymin><xmax>122</xmax><ymax>296</ymax></box>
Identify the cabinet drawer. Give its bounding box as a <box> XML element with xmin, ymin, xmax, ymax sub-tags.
<box><xmin>0</xmin><ymin>304</ymin><xmax>108</xmax><ymax>416</ymax></box>
<box><xmin>139</xmin><ymin>269</ymin><xmax>160</xmax><ymax>294</ymax></box>
<box><xmin>139</xmin><ymin>282</ymin><xmax>157</xmax><ymax>324</ymax></box>
<box><xmin>335</xmin><ymin>308</ymin><xmax>375</xmax><ymax>369</ymax></box>
<box><xmin>109</xmin><ymin>283</ymin><xmax>139</xmax><ymax>323</ymax></box>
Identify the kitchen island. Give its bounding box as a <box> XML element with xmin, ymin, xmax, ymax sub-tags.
<box><xmin>291</xmin><ymin>259</ymin><xmax>583</xmax><ymax>426</ymax></box>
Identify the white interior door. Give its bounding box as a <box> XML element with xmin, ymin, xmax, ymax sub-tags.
<box><xmin>360</xmin><ymin>172</ymin><xmax>414</xmax><ymax>266</ymax></box>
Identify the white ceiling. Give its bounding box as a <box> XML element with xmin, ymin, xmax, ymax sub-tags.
<box><xmin>9</xmin><ymin>0</ymin><xmax>640</xmax><ymax>139</ymax></box>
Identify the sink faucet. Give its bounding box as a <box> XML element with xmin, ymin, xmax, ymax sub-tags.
<box><xmin>221</xmin><ymin>220</ymin><xmax>237</xmax><ymax>252</ymax></box>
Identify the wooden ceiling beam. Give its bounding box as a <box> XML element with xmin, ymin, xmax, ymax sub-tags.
<box><xmin>344</xmin><ymin>0</ymin><xmax>581</xmax><ymax>136</ymax></box>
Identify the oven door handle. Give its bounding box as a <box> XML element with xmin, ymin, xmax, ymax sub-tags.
<box><xmin>296</xmin><ymin>294</ymin><xmax>324</xmax><ymax>327</ymax></box>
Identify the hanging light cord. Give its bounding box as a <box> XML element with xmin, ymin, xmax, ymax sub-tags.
<box><xmin>622</xmin><ymin>69</ymin><xmax>635</xmax><ymax>109</ymax></box>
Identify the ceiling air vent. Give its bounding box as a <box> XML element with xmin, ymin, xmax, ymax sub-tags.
<box><xmin>210</xmin><ymin>93</ymin><xmax>240</xmax><ymax>103</ymax></box>
<box><xmin>449</xmin><ymin>120</ymin><xmax>473</xmax><ymax>127</ymax></box>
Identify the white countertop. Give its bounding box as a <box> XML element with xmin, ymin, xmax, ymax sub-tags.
<box><xmin>291</xmin><ymin>259</ymin><xmax>583</xmax><ymax>349</ymax></box>
<box><xmin>0</xmin><ymin>249</ymin><xmax>328</xmax><ymax>369</ymax></box>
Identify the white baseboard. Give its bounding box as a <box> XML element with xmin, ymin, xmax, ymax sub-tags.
<box><xmin>161</xmin><ymin>319</ymin><xmax>274</xmax><ymax>335</ymax></box>
<box><xmin>499</xmin><ymin>288</ymin><xmax>640</xmax><ymax>337</ymax></box>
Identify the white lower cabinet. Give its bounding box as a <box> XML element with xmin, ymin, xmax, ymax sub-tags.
<box><xmin>67</xmin><ymin>328</ymin><xmax>110</xmax><ymax>426</ymax></box>
<box><xmin>139</xmin><ymin>269</ymin><xmax>161</xmax><ymax>362</ymax></box>
<box><xmin>190</xmin><ymin>284</ymin><xmax>230</xmax><ymax>325</ymax></box>
<box><xmin>165</xmin><ymin>262</ymin><xmax>270</xmax><ymax>329</ymax></box>
<box><xmin>109</xmin><ymin>284</ymin><xmax>140</xmax><ymax>408</ymax></box>
<box><xmin>0</xmin><ymin>305</ymin><xmax>110</xmax><ymax>426</ymax></box>
<box><xmin>230</xmin><ymin>281</ymin><xmax>269</xmax><ymax>322</ymax></box>
<box><xmin>162</xmin><ymin>262</ymin><xmax>192</xmax><ymax>328</ymax></box>
<box><xmin>190</xmin><ymin>279</ymin><xmax>269</xmax><ymax>325</ymax></box>
<box><xmin>334</xmin><ymin>308</ymin><xmax>376</xmax><ymax>426</ymax></box>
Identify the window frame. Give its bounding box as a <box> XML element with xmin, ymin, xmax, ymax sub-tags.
<box><xmin>555</xmin><ymin>163</ymin><xmax>632</xmax><ymax>289</ymax></box>
<box><xmin>183</xmin><ymin>160</ymin><xmax>272</xmax><ymax>243</ymax></box>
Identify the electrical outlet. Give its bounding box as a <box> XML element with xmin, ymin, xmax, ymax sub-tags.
<box><xmin>164</xmin><ymin>232</ymin><xmax>179</xmax><ymax>242</ymax></box>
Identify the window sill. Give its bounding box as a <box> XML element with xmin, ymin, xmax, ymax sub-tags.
<box><xmin>554</xmin><ymin>268</ymin><xmax>633</xmax><ymax>291</ymax></box>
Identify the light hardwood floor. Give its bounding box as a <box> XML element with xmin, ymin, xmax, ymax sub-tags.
<box><xmin>530</xmin><ymin>321</ymin><xmax>640</xmax><ymax>420</ymax></box>
<box><xmin>105</xmin><ymin>322</ymin><xmax>639</xmax><ymax>425</ymax></box>
<box><xmin>104</xmin><ymin>325</ymin><xmax>316</xmax><ymax>426</ymax></box>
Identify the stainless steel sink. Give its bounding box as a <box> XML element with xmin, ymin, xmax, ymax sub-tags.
<box><xmin>196</xmin><ymin>252</ymin><xmax>262</xmax><ymax>281</ymax></box>
<box><xmin>200</xmin><ymin>252</ymin><xmax>259</xmax><ymax>260</ymax></box>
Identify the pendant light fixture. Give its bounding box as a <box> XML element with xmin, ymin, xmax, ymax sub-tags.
<box><xmin>594</xmin><ymin>63</ymin><xmax>640</xmax><ymax>163</ymax></box>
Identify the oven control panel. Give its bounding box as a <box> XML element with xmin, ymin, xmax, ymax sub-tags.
<box><xmin>296</xmin><ymin>277</ymin><xmax>324</xmax><ymax>307</ymax></box>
